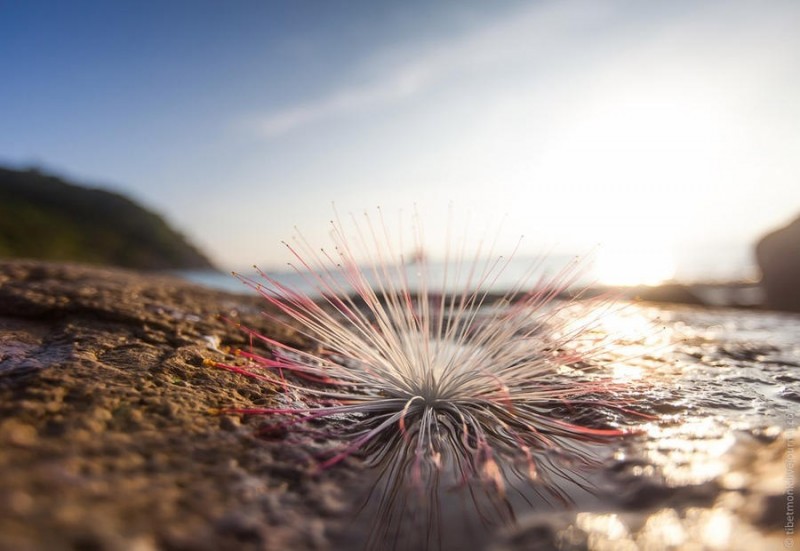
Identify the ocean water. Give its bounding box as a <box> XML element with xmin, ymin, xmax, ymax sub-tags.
<box><xmin>178</xmin><ymin>242</ymin><xmax>759</xmax><ymax>297</ymax></box>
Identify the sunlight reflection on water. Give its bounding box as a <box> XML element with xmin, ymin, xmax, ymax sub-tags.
<box><xmin>329</xmin><ymin>303</ymin><xmax>800</xmax><ymax>550</ymax></box>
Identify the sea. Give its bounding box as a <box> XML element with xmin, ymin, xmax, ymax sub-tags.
<box><xmin>176</xmin><ymin>242</ymin><xmax>760</xmax><ymax>299</ymax></box>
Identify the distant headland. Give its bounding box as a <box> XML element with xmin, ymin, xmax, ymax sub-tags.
<box><xmin>0</xmin><ymin>166</ymin><xmax>215</xmax><ymax>271</ymax></box>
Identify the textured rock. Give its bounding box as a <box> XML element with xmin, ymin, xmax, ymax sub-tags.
<box><xmin>1</xmin><ymin>260</ymin><xmax>798</xmax><ymax>550</ymax></box>
<box><xmin>0</xmin><ymin>260</ymin><xmax>354</xmax><ymax>551</ymax></box>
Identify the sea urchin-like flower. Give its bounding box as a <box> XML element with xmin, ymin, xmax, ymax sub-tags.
<box><xmin>210</xmin><ymin>209</ymin><xmax>644</xmax><ymax>542</ymax></box>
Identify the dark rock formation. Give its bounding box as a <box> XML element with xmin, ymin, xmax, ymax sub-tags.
<box><xmin>756</xmin><ymin>214</ymin><xmax>800</xmax><ymax>312</ymax></box>
<box><xmin>0</xmin><ymin>166</ymin><xmax>215</xmax><ymax>270</ymax></box>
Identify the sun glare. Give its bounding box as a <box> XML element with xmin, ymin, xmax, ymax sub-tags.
<box><xmin>595</xmin><ymin>242</ymin><xmax>676</xmax><ymax>287</ymax></box>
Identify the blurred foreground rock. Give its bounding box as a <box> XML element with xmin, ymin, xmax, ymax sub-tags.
<box><xmin>757</xmin><ymin>214</ymin><xmax>800</xmax><ymax>312</ymax></box>
<box><xmin>0</xmin><ymin>260</ymin><xmax>798</xmax><ymax>550</ymax></box>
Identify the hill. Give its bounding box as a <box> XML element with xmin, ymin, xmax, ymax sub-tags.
<box><xmin>0</xmin><ymin>166</ymin><xmax>215</xmax><ymax>270</ymax></box>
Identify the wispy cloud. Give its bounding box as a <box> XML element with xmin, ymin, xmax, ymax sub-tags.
<box><xmin>248</xmin><ymin>1</ymin><xmax>613</xmax><ymax>138</ymax></box>
<box><xmin>245</xmin><ymin>0</ymin><xmax>800</xmax><ymax>140</ymax></box>
<box><xmin>256</xmin><ymin>64</ymin><xmax>432</xmax><ymax>137</ymax></box>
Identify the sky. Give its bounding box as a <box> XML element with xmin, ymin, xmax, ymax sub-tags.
<box><xmin>2</xmin><ymin>0</ymin><xmax>799</xmax><ymax>283</ymax></box>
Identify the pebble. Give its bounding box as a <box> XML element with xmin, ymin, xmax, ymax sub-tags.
<box><xmin>0</xmin><ymin>419</ymin><xmax>38</xmax><ymax>447</ymax></box>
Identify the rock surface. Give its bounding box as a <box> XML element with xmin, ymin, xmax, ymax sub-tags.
<box><xmin>0</xmin><ymin>260</ymin><xmax>352</xmax><ymax>551</ymax></box>
<box><xmin>1</xmin><ymin>260</ymin><xmax>798</xmax><ymax>550</ymax></box>
<box><xmin>757</xmin><ymin>214</ymin><xmax>800</xmax><ymax>312</ymax></box>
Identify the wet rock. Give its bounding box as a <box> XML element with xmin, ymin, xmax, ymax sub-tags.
<box><xmin>1</xmin><ymin>260</ymin><xmax>799</xmax><ymax>550</ymax></box>
<box><xmin>756</xmin><ymin>214</ymin><xmax>800</xmax><ymax>312</ymax></box>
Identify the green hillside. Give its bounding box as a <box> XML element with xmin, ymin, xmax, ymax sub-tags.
<box><xmin>0</xmin><ymin>166</ymin><xmax>215</xmax><ymax>270</ymax></box>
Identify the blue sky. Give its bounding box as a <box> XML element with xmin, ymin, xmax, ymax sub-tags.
<box><xmin>2</xmin><ymin>0</ymin><xmax>799</xmax><ymax>282</ymax></box>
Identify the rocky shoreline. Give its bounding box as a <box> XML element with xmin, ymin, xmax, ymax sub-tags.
<box><xmin>0</xmin><ymin>260</ymin><xmax>355</xmax><ymax>550</ymax></box>
<box><xmin>1</xmin><ymin>260</ymin><xmax>798</xmax><ymax>550</ymax></box>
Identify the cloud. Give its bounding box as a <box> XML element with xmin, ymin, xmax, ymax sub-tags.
<box><xmin>248</xmin><ymin>1</ymin><xmax>614</xmax><ymax>138</ymax></box>
<box><xmin>256</xmin><ymin>64</ymin><xmax>431</xmax><ymax>137</ymax></box>
<box><xmin>246</xmin><ymin>0</ymin><xmax>800</xmax><ymax>139</ymax></box>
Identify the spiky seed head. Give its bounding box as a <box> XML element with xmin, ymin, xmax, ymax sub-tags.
<box><xmin>213</xmin><ymin>209</ymin><xmax>644</xmax><ymax>513</ymax></box>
